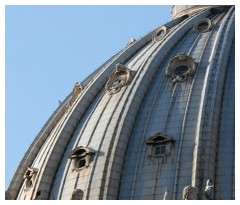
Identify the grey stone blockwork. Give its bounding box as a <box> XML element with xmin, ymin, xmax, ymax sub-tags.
<box><xmin>7</xmin><ymin>5</ymin><xmax>235</xmax><ymax>200</ymax></box>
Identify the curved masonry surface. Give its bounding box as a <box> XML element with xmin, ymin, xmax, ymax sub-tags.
<box><xmin>7</xmin><ymin>6</ymin><xmax>235</xmax><ymax>200</ymax></box>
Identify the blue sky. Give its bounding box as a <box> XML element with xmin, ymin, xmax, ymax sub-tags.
<box><xmin>5</xmin><ymin>5</ymin><xmax>172</xmax><ymax>189</ymax></box>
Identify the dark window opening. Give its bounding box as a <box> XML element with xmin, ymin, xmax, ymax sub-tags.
<box><xmin>74</xmin><ymin>149</ymin><xmax>86</xmax><ymax>156</ymax></box>
<box><xmin>71</xmin><ymin>189</ymin><xmax>84</xmax><ymax>200</ymax></box>
<box><xmin>145</xmin><ymin>132</ymin><xmax>175</xmax><ymax>158</ymax></box>
<box><xmin>154</xmin><ymin>144</ymin><xmax>166</xmax><ymax>156</ymax></box>
<box><xmin>153</xmin><ymin>26</ymin><xmax>168</xmax><ymax>42</ymax></box>
<box><xmin>112</xmin><ymin>75</ymin><xmax>127</xmax><ymax>88</ymax></box>
<box><xmin>156</xmin><ymin>30</ymin><xmax>164</xmax><ymax>38</ymax></box>
<box><xmin>23</xmin><ymin>168</ymin><xmax>38</xmax><ymax>190</ymax></box>
<box><xmin>69</xmin><ymin>146</ymin><xmax>95</xmax><ymax>171</ymax></box>
<box><xmin>194</xmin><ymin>18</ymin><xmax>212</xmax><ymax>33</ymax></box>
<box><xmin>77</xmin><ymin>159</ymin><xmax>86</xmax><ymax>169</ymax></box>
<box><xmin>36</xmin><ymin>191</ymin><xmax>41</xmax><ymax>197</ymax></box>
<box><xmin>197</xmin><ymin>22</ymin><xmax>209</xmax><ymax>32</ymax></box>
<box><xmin>25</xmin><ymin>179</ymin><xmax>33</xmax><ymax>189</ymax></box>
<box><xmin>173</xmin><ymin>65</ymin><xmax>189</xmax><ymax>76</ymax></box>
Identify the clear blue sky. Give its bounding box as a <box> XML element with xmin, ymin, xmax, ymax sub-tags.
<box><xmin>5</xmin><ymin>5</ymin><xmax>171</xmax><ymax>189</ymax></box>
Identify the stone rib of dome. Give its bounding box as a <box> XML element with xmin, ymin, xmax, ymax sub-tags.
<box><xmin>7</xmin><ymin>5</ymin><xmax>235</xmax><ymax>200</ymax></box>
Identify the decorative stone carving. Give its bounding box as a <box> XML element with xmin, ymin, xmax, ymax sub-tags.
<box><xmin>67</xmin><ymin>82</ymin><xmax>83</xmax><ymax>107</ymax></box>
<box><xmin>166</xmin><ymin>53</ymin><xmax>196</xmax><ymax>82</ymax></box>
<box><xmin>71</xmin><ymin>189</ymin><xmax>84</xmax><ymax>200</ymax></box>
<box><xmin>105</xmin><ymin>63</ymin><xmax>133</xmax><ymax>94</ymax></box>
<box><xmin>23</xmin><ymin>167</ymin><xmax>38</xmax><ymax>191</ymax></box>
<box><xmin>68</xmin><ymin>146</ymin><xmax>95</xmax><ymax>171</ymax></box>
<box><xmin>204</xmin><ymin>178</ymin><xmax>214</xmax><ymax>199</ymax></box>
<box><xmin>163</xmin><ymin>187</ymin><xmax>168</xmax><ymax>200</ymax></box>
<box><xmin>182</xmin><ymin>185</ymin><xmax>197</xmax><ymax>200</ymax></box>
<box><xmin>193</xmin><ymin>18</ymin><xmax>212</xmax><ymax>33</ymax></box>
<box><xmin>126</xmin><ymin>38</ymin><xmax>136</xmax><ymax>47</ymax></box>
<box><xmin>153</xmin><ymin>26</ymin><xmax>169</xmax><ymax>42</ymax></box>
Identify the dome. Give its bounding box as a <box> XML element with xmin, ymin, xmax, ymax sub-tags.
<box><xmin>6</xmin><ymin>5</ymin><xmax>235</xmax><ymax>200</ymax></box>
<box><xmin>171</xmin><ymin>5</ymin><xmax>231</xmax><ymax>19</ymax></box>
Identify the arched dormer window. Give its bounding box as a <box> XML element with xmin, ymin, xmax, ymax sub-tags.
<box><xmin>71</xmin><ymin>189</ymin><xmax>84</xmax><ymax>200</ymax></box>
<box><xmin>105</xmin><ymin>63</ymin><xmax>134</xmax><ymax>94</ymax></box>
<box><xmin>166</xmin><ymin>53</ymin><xmax>196</xmax><ymax>82</ymax></box>
<box><xmin>23</xmin><ymin>167</ymin><xmax>38</xmax><ymax>191</ymax></box>
<box><xmin>145</xmin><ymin>133</ymin><xmax>175</xmax><ymax>157</ymax></box>
<box><xmin>68</xmin><ymin>146</ymin><xmax>95</xmax><ymax>171</ymax></box>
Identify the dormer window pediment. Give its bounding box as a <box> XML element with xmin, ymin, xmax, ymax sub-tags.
<box><xmin>145</xmin><ymin>133</ymin><xmax>175</xmax><ymax>157</ymax></box>
<box><xmin>145</xmin><ymin>132</ymin><xmax>174</xmax><ymax>144</ymax></box>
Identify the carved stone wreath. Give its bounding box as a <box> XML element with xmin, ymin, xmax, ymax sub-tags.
<box><xmin>105</xmin><ymin>63</ymin><xmax>133</xmax><ymax>94</ymax></box>
<box><xmin>153</xmin><ymin>26</ymin><xmax>169</xmax><ymax>42</ymax></box>
<box><xmin>165</xmin><ymin>53</ymin><xmax>196</xmax><ymax>82</ymax></box>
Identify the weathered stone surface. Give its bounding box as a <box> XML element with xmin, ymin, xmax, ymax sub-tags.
<box><xmin>7</xmin><ymin>5</ymin><xmax>235</xmax><ymax>200</ymax></box>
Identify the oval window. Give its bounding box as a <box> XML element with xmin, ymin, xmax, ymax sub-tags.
<box><xmin>105</xmin><ymin>63</ymin><xmax>133</xmax><ymax>94</ymax></box>
<box><xmin>165</xmin><ymin>54</ymin><xmax>196</xmax><ymax>82</ymax></box>
<box><xmin>156</xmin><ymin>29</ymin><xmax>165</xmax><ymax>38</ymax></box>
<box><xmin>77</xmin><ymin>159</ymin><xmax>86</xmax><ymax>169</ymax></box>
<box><xmin>197</xmin><ymin>22</ymin><xmax>209</xmax><ymax>31</ymax></box>
<box><xmin>111</xmin><ymin>75</ymin><xmax>127</xmax><ymax>89</ymax></box>
<box><xmin>173</xmin><ymin>65</ymin><xmax>189</xmax><ymax>76</ymax></box>
<box><xmin>153</xmin><ymin>26</ymin><xmax>168</xmax><ymax>42</ymax></box>
<box><xmin>193</xmin><ymin>18</ymin><xmax>212</xmax><ymax>33</ymax></box>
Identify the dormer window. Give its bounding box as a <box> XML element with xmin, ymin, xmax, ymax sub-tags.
<box><xmin>193</xmin><ymin>18</ymin><xmax>212</xmax><ymax>33</ymax></box>
<box><xmin>71</xmin><ymin>189</ymin><xmax>84</xmax><ymax>200</ymax></box>
<box><xmin>166</xmin><ymin>53</ymin><xmax>196</xmax><ymax>82</ymax></box>
<box><xmin>145</xmin><ymin>133</ymin><xmax>174</xmax><ymax>157</ymax></box>
<box><xmin>153</xmin><ymin>26</ymin><xmax>169</xmax><ymax>42</ymax></box>
<box><xmin>69</xmin><ymin>146</ymin><xmax>94</xmax><ymax>171</ymax></box>
<box><xmin>23</xmin><ymin>167</ymin><xmax>38</xmax><ymax>191</ymax></box>
<box><xmin>154</xmin><ymin>144</ymin><xmax>166</xmax><ymax>156</ymax></box>
<box><xmin>105</xmin><ymin>63</ymin><xmax>134</xmax><ymax>94</ymax></box>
